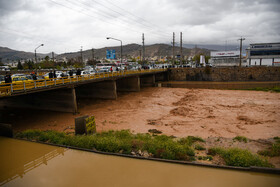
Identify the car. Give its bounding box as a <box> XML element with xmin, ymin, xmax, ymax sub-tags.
<box><xmin>81</xmin><ymin>71</ymin><xmax>89</xmax><ymax>75</ymax></box>
<box><xmin>11</xmin><ymin>73</ymin><xmax>26</xmax><ymax>78</ymax></box>
<box><xmin>0</xmin><ymin>75</ymin><xmax>4</xmax><ymax>84</ymax></box>
<box><xmin>43</xmin><ymin>72</ymin><xmax>64</xmax><ymax>79</ymax></box>
<box><xmin>12</xmin><ymin>76</ymin><xmax>34</xmax><ymax>84</ymax></box>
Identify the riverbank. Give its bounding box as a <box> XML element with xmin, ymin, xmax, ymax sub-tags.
<box><xmin>15</xmin><ymin>130</ymin><xmax>280</xmax><ymax>169</ymax></box>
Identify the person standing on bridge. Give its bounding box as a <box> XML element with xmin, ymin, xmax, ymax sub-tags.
<box><xmin>32</xmin><ymin>73</ymin><xmax>37</xmax><ymax>80</ymax></box>
<box><xmin>4</xmin><ymin>72</ymin><xmax>9</xmax><ymax>83</ymax></box>
<box><xmin>69</xmin><ymin>70</ymin><xmax>73</xmax><ymax>77</ymax></box>
<box><xmin>76</xmin><ymin>69</ymin><xmax>81</xmax><ymax>76</ymax></box>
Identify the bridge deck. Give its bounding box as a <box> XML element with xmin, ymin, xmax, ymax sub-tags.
<box><xmin>0</xmin><ymin>69</ymin><xmax>167</xmax><ymax>98</ymax></box>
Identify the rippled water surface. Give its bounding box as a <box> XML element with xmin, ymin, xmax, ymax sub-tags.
<box><xmin>0</xmin><ymin>137</ymin><xmax>279</xmax><ymax>187</ymax></box>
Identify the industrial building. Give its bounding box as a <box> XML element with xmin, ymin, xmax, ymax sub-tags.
<box><xmin>246</xmin><ymin>43</ymin><xmax>280</xmax><ymax>66</ymax></box>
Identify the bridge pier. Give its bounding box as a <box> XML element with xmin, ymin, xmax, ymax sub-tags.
<box><xmin>155</xmin><ymin>72</ymin><xmax>169</xmax><ymax>82</ymax></box>
<box><xmin>140</xmin><ymin>74</ymin><xmax>155</xmax><ymax>87</ymax></box>
<box><xmin>0</xmin><ymin>87</ymin><xmax>78</xmax><ymax>113</ymax></box>
<box><xmin>116</xmin><ymin>76</ymin><xmax>140</xmax><ymax>92</ymax></box>
<box><xmin>76</xmin><ymin>80</ymin><xmax>117</xmax><ymax>99</ymax></box>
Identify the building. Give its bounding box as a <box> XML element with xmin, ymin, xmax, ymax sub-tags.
<box><xmin>209</xmin><ymin>51</ymin><xmax>246</xmax><ymax>67</ymax></box>
<box><xmin>246</xmin><ymin>43</ymin><xmax>280</xmax><ymax>66</ymax></box>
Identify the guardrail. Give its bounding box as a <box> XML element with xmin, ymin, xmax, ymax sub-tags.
<box><xmin>0</xmin><ymin>69</ymin><xmax>166</xmax><ymax>97</ymax></box>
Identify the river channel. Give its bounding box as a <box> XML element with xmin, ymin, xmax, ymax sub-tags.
<box><xmin>0</xmin><ymin>137</ymin><xmax>279</xmax><ymax>187</ymax></box>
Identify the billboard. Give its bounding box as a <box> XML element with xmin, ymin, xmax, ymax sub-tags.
<box><xmin>249</xmin><ymin>43</ymin><xmax>280</xmax><ymax>58</ymax></box>
<box><xmin>106</xmin><ymin>50</ymin><xmax>116</xmax><ymax>59</ymax></box>
<box><xmin>211</xmin><ymin>51</ymin><xmax>240</xmax><ymax>57</ymax></box>
<box><xmin>250</xmin><ymin>43</ymin><xmax>280</xmax><ymax>49</ymax></box>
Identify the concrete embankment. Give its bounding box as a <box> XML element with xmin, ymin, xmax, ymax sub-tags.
<box><xmin>160</xmin><ymin>81</ymin><xmax>280</xmax><ymax>90</ymax></box>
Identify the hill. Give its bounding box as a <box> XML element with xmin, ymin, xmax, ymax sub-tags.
<box><xmin>0</xmin><ymin>44</ymin><xmax>211</xmax><ymax>63</ymax></box>
<box><xmin>0</xmin><ymin>47</ymin><xmax>49</xmax><ymax>62</ymax></box>
<box><xmin>56</xmin><ymin>43</ymin><xmax>210</xmax><ymax>60</ymax></box>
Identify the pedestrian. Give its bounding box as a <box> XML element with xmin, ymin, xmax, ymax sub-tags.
<box><xmin>49</xmin><ymin>71</ymin><xmax>53</xmax><ymax>79</ymax></box>
<box><xmin>4</xmin><ymin>72</ymin><xmax>9</xmax><ymax>83</ymax></box>
<box><xmin>53</xmin><ymin>70</ymin><xmax>57</xmax><ymax>78</ymax></box>
<box><xmin>76</xmin><ymin>69</ymin><xmax>81</xmax><ymax>76</ymax></box>
<box><xmin>32</xmin><ymin>73</ymin><xmax>37</xmax><ymax>80</ymax></box>
<box><xmin>110</xmin><ymin>66</ymin><xmax>113</xmax><ymax>72</ymax></box>
<box><xmin>69</xmin><ymin>70</ymin><xmax>73</xmax><ymax>77</ymax></box>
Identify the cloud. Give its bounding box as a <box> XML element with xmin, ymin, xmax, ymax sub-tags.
<box><xmin>0</xmin><ymin>0</ymin><xmax>279</xmax><ymax>53</ymax></box>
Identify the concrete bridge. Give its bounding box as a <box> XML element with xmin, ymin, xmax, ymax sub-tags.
<box><xmin>0</xmin><ymin>69</ymin><xmax>168</xmax><ymax>113</ymax></box>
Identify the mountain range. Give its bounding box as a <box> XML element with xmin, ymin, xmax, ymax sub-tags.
<box><xmin>0</xmin><ymin>43</ymin><xmax>243</xmax><ymax>63</ymax></box>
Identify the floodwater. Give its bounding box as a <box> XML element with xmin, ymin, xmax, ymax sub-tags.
<box><xmin>0</xmin><ymin>137</ymin><xmax>279</xmax><ymax>187</ymax></box>
<box><xmin>3</xmin><ymin>87</ymin><xmax>280</xmax><ymax>139</ymax></box>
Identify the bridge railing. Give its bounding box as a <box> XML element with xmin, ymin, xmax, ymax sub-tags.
<box><xmin>0</xmin><ymin>69</ymin><xmax>166</xmax><ymax>97</ymax></box>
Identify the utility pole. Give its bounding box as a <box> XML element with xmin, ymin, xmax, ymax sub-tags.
<box><xmin>80</xmin><ymin>46</ymin><xmax>83</xmax><ymax>64</ymax></box>
<box><xmin>139</xmin><ymin>50</ymin><xmax>142</xmax><ymax>61</ymax></box>
<box><xmin>91</xmin><ymin>48</ymin><xmax>95</xmax><ymax>61</ymax></box>
<box><xmin>142</xmin><ymin>33</ymin><xmax>145</xmax><ymax>63</ymax></box>
<box><xmin>238</xmin><ymin>37</ymin><xmax>245</xmax><ymax>67</ymax></box>
<box><xmin>52</xmin><ymin>52</ymin><xmax>54</xmax><ymax>63</ymax></box>
<box><xmin>180</xmin><ymin>32</ymin><xmax>183</xmax><ymax>66</ymax></box>
<box><xmin>172</xmin><ymin>32</ymin><xmax>175</xmax><ymax>66</ymax></box>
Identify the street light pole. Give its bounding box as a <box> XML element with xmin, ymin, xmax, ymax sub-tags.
<box><xmin>35</xmin><ymin>44</ymin><xmax>44</xmax><ymax>64</ymax></box>
<box><xmin>106</xmin><ymin>37</ymin><xmax>122</xmax><ymax>63</ymax></box>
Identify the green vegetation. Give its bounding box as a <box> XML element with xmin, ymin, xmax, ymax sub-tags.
<box><xmin>258</xmin><ymin>138</ymin><xmax>280</xmax><ymax>157</ymax></box>
<box><xmin>233</xmin><ymin>136</ymin><xmax>248</xmax><ymax>143</ymax></box>
<box><xmin>198</xmin><ymin>156</ymin><xmax>213</xmax><ymax>161</ymax></box>
<box><xmin>178</xmin><ymin>136</ymin><xmax>205</xmax><ymax>146</ymax></box>
<box><xmin>246</xmin><ymin>86</ymin><xmax>280</xmax><ymax>93</ymax></box>
<box><xmin>208</xmin><ymin>147</ymin><xmax>273</xmax><ymax>168</ymax></box>
<box><xmin>194</xmin><ymin>144</ymin><xmax>206</xmax><ymax>150</ymax></box>
<box><xmin>85</xmin><ymin>116</ymin><xmax>96</xmax><ymax>134</ymax></box>
<box><xmin>16</xmin><ymin>130</ymin><xmax>197</xmax><ymax>161</ymax></box>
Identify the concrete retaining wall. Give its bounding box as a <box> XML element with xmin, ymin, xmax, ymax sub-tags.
<box><xmin>169</xmin><ymin>67</ymin><xmax>280</xmax><ymax>81</ymax></box>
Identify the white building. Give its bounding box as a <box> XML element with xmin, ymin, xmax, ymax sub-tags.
<box><xmin>246</xmin><ymin>43</ymin><xmax>280</xmax><ymax>66</ymax></box>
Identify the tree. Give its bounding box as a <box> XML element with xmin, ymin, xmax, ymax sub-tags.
<box><xmin>45</xmin><ymin>56</ymin><xmax>50</xmax><ymax>61</ymax></box>
<box><xmin>17</xmin><ymin>60</ymin><xmax>23</xmax><ymax>70</ymax></box>
<box><xmin>24</xmin><ymin>60</ymin><xmax>35</xmax><ymax>69</ymax></box>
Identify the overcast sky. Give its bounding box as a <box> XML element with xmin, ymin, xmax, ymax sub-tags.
<box><xmin>0</xmin><ymin>0</ymin><xmax>279</xmax><ymax>53</ymax></box>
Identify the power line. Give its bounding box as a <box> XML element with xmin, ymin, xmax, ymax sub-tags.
<box><xmin>102</xmin><ymin>0</ymin><xmax>171</xmax><ymax>37</ymax></box>
<box><xmin>71</xmin><ymin>0</ymin><xmax>170</xmax><ymax>39</ymax></box>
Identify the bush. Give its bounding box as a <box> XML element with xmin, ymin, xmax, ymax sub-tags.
<box><xmin>16</xmin><ymin>130</ymin><xmax>195</xmax><ymax>161</ymax></box>
<box><xmin>198</xmin><ymin>156</ymin><xmax>213</xmax><ymax>161</ymax></box>
<box><xmin>208</xmin><ymin>147</ymin><xmax>273</xmax><ymax>168</ymax></box>
<box><xmin>194</xmin><ymin>144</ymin><xmax>206</xmax><ymax>150</ymax></box>
<box><xmin>233</xmin><ymin>136</ymin><xmax>248</xmax><ymax>143</ymax></box>
<box><xmin>178</xmin><ymin>136</ymin><xmax>205</xmax><ymax>146</ymax></box>
<box><xmin>258</xmin><ymin>143</ymin><xmax>280</xmax><ymax>157</ymax></box>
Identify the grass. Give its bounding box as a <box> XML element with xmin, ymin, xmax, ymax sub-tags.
<box><xmin>198</xmin><ymin>156</ymin><xmax>213</xmax><ymax>161</ymax></box>
<box><xmin>246</xmin><ymin>86</ymin><xmax>280</xmax><ymax>93</ymax></box>
<box><xmin>258</xmin><ymin>138</ymin><xmax>280</xmax><ymax>157</ymax></box>
<box><xmin>16</xmin><ymin>129</ymin><xmax>197</xmax><ymax>161</ymax></box>
<box><xmin>208</xmin><ymin>147</ymin><xmax>273</xmax><ymax>168</ymax></box>
<box><xmin>233</xmin><ymin>136</ymin><xmax>248</xmax><ymax>143</ymax></box>
<box><xmin>194</xmin><ymin>144</ymin><xmax>206</xmax><ymax>150</ymax></box>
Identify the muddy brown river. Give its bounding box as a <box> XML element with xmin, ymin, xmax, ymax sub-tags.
<box><xmin>2</xmin><ymin>87</ymin><xmax>280</xmax><ymax>139</ymax></box>
<box><xmin>0</xmin><ymin>137</ymin><xmax>279</xmax><ymax>187</ymax></box>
